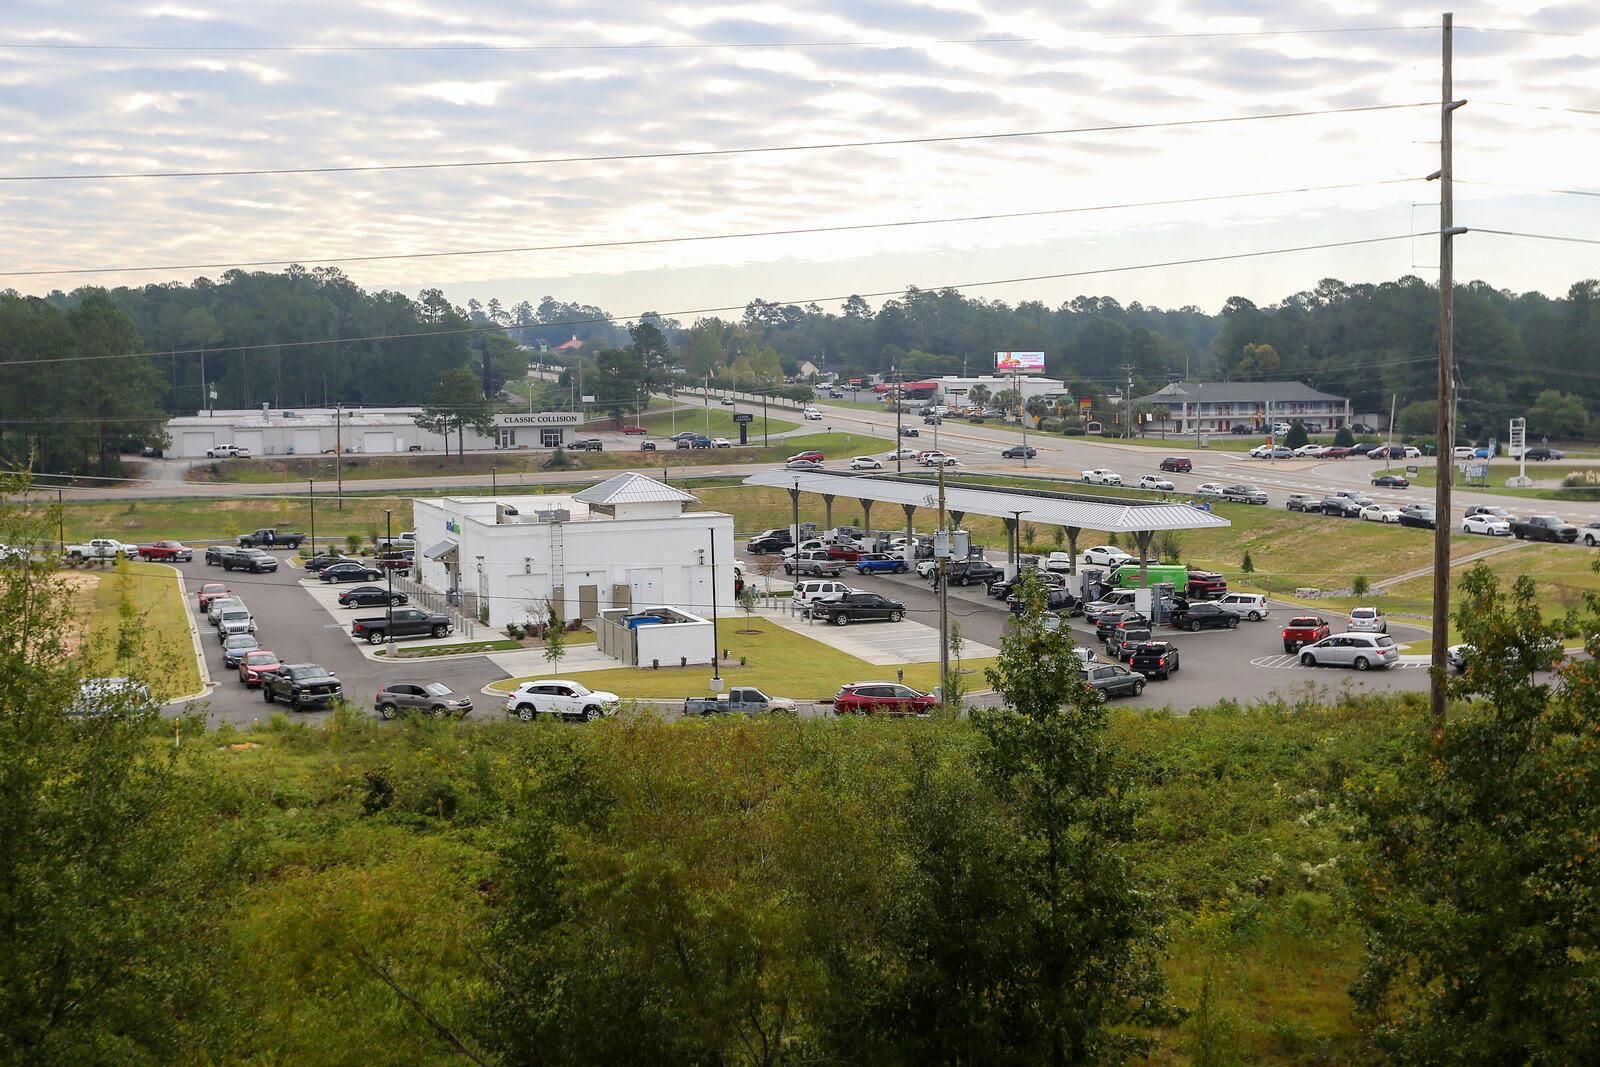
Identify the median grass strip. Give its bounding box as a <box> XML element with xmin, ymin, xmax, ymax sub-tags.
<box><xmin>488</xmin><ymin>615</ymin><xmax>994</xmax><ymax>700</ymax></box>
<box><xmin>81</xmin><ymin>561</ymin><xmax>202</xmax><ymax>700</ymax></box>
<box><xmin>639</xmin><ymin>407</ymin><xmax>798</xmax><ymax>438</ymax></box>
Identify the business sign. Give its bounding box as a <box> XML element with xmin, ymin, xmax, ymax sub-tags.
<box><xmin>732</xmin><ymin>413</ymin><xmax>754</xmax><ymax>424</ymax></box>
<box><xmin>1078</xmin><ymin>396</ymin><xmax>1093</xmax><ymax>412</ymax></box>
<box><xmin>495</xmin><ymin>412</ymin><xmax>582</xmax><ymax>427</ymax></box>
<box><xmin>994</xmin><ymin>351</ymin><xmax>1045</xmax><ymax>372</ymax></box>
<box><xmin>445</xmin><ymin>518</ymin><xmax>461</xmax><ymax>534</ymax></box>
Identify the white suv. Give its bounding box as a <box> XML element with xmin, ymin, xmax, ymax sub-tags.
<box><xmin>1347</xmin><ymin>606</ymin><xmax>1388</xmax><ymax>634</ymax></box>
<box><xmin>803</xmin><ymin>408</ymin><xmax>823</xmax><ymax>421</ymax></box>
<box><xmin>1215</xmin><ymin>593</ymin><xmax>1268</xmax><ymax>621</ymax></box>
<box><xmin>503</xmin><ymin>680</ymin><xmax>621</xmax><ymax>722</ymax></box>
<box><xmin>793</xmin><ymin>579</ymin><xmax>852</xmax><ymax>615</ymax></box>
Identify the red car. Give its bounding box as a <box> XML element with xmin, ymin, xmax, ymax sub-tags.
<box><xmin>197</xmin><ymin>582</ymin><xmax>231</xmax><ymax>610</ymax></box>
<box><xmin>1323</xmin><ymin>446</ymin><xmax>1350</xmax><ymax>458</ymax></box>
<box><xmin>238</xmin><ymin>649</ymin><xmax>282</xmax><ymax>687</ymax></box>
<box><xmin>833</xmin><ymin>681</ymin><xmax>937</xmax><ymax>716</ymax></box>
<box><xmin>138</xmin><ymin>540</ymin><xmax>194</xmax><ymax>562</ymax></box>
<box><xmin>619</xmin><ymin>425</ymin><xmax>647</xmax><ymax>435</ymax></box>
<box><xmin>825</xmin><ymin>543</ymin><xmax>864</xmax><ymax>561</ymax></box>
<box><xmin>788</xmin><ymin>450</ymin><xmax>824</xmax><ymax>464</ymax></box>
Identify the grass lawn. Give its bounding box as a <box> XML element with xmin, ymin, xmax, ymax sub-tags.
<box><xmin>1407</xmin><ymin>462</ymin><xmax>1600</xmax><ymax>501</ymax></box>
<box><xmin>639</xmin><ymin>407</ymin><xmax>798</xmax><ymax>438</ymax></box>
<box><xmin>488</xmin><ymin>615</ymin><xmax>996</xmax><ymax>700</ymax></box>
<box><xmin>78</xmin><ymin>561</ymin><xmax>203</xmax><ymax>700</ymax></box>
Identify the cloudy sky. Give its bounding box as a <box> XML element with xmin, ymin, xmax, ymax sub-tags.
<box><xmin>1</xmin><ymin>1</ymin><xmax>1596</xmax><ymax>319</ymax></box>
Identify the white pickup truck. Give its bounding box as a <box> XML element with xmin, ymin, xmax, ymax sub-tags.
<box><xmin>206</xmin><ymin>443</ymin><xmax>253</xmax><ymax>458</ymax></box>
<box><xmin>66</xmin><ymin>538</ymin><xmax>136</xmax><ymax>562</ymax></box>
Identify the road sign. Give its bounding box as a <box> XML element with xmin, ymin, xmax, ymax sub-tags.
<box><xmin>1467</xmin><ymin>462</ymin><xmax>1489</xmax><ymax>479</ymax></box>
<box><xmin>732</xmin><ymin>413</ymin><xmax>754</xmax><ymax>423</ymax></box>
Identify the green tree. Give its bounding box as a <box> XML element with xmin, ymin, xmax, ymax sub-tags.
<box><xmin>1334</xmin><ymin>425</ymin><xmax>1356</xmax><ymax>447</ymax></box>
<box><xmin>1234</xmin><ymin>342</ymin><xmax>1281</xmax><ymax>378</ymax></box>
<box><xmin>1528</xmin><ymin>388</ymin><xmax>1588</xmax><ymax>439</ymax></box>
<box><xmin>1351</xmin><ymin>575</ymin><xmax>1370</xmax><ymax>597</ymax></box>
<box><xmin>1284</xmin><ymin>419</ymin><xmax>1309</xmax><ymax>449</ymax></box>
<box><xmin>414</xmin><ymin>368</ymin><xmax>492</xmax><ymax>460</ymax></box>
<box><xmin>0</xmin><ymin>471</ymin><xmax>237</xmax><ymax>1062</ymax></box>
<box><xmin>968</xmin><ymin>384</ymin><xmax>991</xmax><ymax>408</ymax></box>
<box><xmin>541</xmin><ymin>600</ymin><xmax>566</xmax><ymax>671</ymax></box>
<box><xmin>1397</xmin><ymin>399</ymin><xmax>1439</xmax><ymax>436</ymax></box>
<box><xmin>974</xmin><ymin>571</ymin><xmax>1174</xmax><ymax>1063</ymax></box>
<box><xmin>1347</xmin><ymin>564</ymin><xmax>1597</xmax><ymax>1062</ymax></box>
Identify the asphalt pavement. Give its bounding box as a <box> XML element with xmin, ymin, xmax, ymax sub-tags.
<box><xmin>167</xmin><ymin>554</ymin><xmax>509</xmax><ymax>727</ymax></box>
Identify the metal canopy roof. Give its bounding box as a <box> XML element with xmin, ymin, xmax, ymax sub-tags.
<box><xmin>741</xmin><ymin>471</ymin><xmax>1231</xmax><ymax>533</ymax></box>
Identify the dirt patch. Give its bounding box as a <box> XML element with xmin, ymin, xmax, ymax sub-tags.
<box><xmin>58</xmin><ymin>572</ymin><xmax>102</xmax><ymax>656</ymax></box>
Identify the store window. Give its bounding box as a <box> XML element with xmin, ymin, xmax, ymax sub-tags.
<box><xmin>541</xmin><ymin>428</ymin><xmax>563</xmax><ymax>448</ymax></box>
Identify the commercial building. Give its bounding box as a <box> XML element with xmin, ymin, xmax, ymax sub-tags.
<box><xmin>164</xmin><ymin>406</ymin><xmax>582</xmax><ymax>459</ymax></box>
<box><xmin>925</xmin><ymin>375</ymin><xmax>1069</xmax><ymax>407</ymax></box>
<box><xmin>1135</xmin><ymin>382</ymin><xmax>1352</xmax><ymax>436</ymax></box>
<box><xmin>412</xmin><ymin>473</ymin><xmax>734</xmax><ymax>630</ymax></box>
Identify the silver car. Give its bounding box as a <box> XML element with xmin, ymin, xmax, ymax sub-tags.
<box><xmin>1298</xmin><ymin>632</ymin><xmax>1399</xmax><ymax>671</ymax></box>
<box><xmin>206</xmin><ymin>595</ymin><xmax>243</xmax><ymax>626</ymax></box>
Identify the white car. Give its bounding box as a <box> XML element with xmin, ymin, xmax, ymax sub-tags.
<box><xmin>803</xmin><ymin>408</ymin><xmax>823</xmax><ymax>421</ymax></box>
<box><xmin>1401</xmin><ymin>445</ymin><xmax>1422</xmax><ymax>458</ymax></box>
<box><xmin>1298</xmin><ymin>632</ymin><xmax>1399</xmax><ymax>671</ymax></box>
<box><xmin>503</xmin><ymin>679</ymin><xmax>621</xmax><ymax>722</ymax></box>
<box><xmin>1082</xmin><ymin>469</ymin><xmax>1122</xmax><ymax>486</ymax></box>
<box><xmin>1293</xmin><ymin>444</ymin><xmax>1324</xmax><ymax>457</ymax></box>
<box><xmin>206</xmin><ymin>444</ymin><xmax>252</xmax><ymax>459</ymax></box>
<box><xmin>1247</xmin><ymin>445</ymin><xmax>1271</xmax><ymax>458</ymax></box>
<box><xmin>1360</xmin><ymin>504</ymin><xmax>1402</xmax><ymax>524</ymax></box>
<box><xmin>1214</xmin><ymin>592</ymin><xmax>1268</xmax><ymax>621</ymax></box>
<box><xmin>887</xmin><ymin>447</ymin><xmax>919</xmax><ymax>460</ymax></box>
<box><xmin>710</xmin><ymin>437</ymin><xmax>731</xmax><ymax>448</ymax></box>
<box><xmin>1452</xmin><ymin>446</ymin><xmax>1478</xmax><ymax>460</ymax></box>
<box><xmin>921</xmin><ymin>453</ymin><xmax>958</xmax><ymax>467</ymax></box>
<box><xmin>1139</xmin><ymin>474</ymin><xmax>1175</xmax><ymax>491</ymax></box>
<box><xmin>1082</xmin><ymin>546</ymin><xmax>1134</xmax><ymax>568</ymax></box>
<box><xmin>1195</xmin><ymin>482</ymin><xmax>1226</xmax><ymax>497</ymax></box>
<box><xmin>849</xmin><ymin>456</ymin><xmax>883</xmax><ymax>470</ymax></box>
<box><xmin>915</xmin><ymin>558</ymin><xmax>940</xmax><ymax>579</ymax></box>
<box><xmin>1347</xmin><ymin>606</ymin><xmax>1388</xmax><ymax>634</ymax></box>
<box><xmin>1461</xmin><ymin>514</ymin><xmax>1511</xmax><ymax>536</ymax></box>
<box><xmin>782</xmin><ymin>539</ymin><xmax>828</xmax><ymax>560</ymax></box>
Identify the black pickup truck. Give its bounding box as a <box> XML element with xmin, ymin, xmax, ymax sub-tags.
<box><xmin>1509</xmin><ymin>515</ymin><xmax>1578</xmax><ymax>543</ymax></box>
<box><xmin>351</xmin><ymin>608</ymin><xmax>453</xmax><ymax>644</ymax></box>
<box><xmin>810</xmin><ymin>592</ymin><xmax>905</xmax><ymax>626</ymax></box>
<box><xmin>261</xmin><ymin>663</ymin><xmax>343</xmax><ymax>710</ymax></box>
<box><xmin>237</xmin><ymin>528</ymin><xmax>306</xmax><ymax>548</ymax></box>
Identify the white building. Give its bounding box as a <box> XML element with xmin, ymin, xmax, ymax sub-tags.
<box><xmin>1135</xmin><ymin>382</ymin><xmax>1353</xmax><ymax>435</ymax></box>
<box><xmin>930</xmin><ymin>375</ymin><xmax>1068</xmax><ymax>406</ymax></box>
<box><xmin>164</xmin><ymin>406</ymin><xmax>582</xmax><ymax>459</ymax></box>
<box><xmin>412</xmin><ymin>473</ymin><xmax>734</xmax><ymax>629</ymax></box>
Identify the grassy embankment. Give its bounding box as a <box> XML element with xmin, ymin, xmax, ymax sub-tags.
<box><xmin>171</xmin><ymin>693</ymin><xmax>1415</xmax><ymax>1063</ymax></box>
<box><xmin>636</xmin><ymin>407</ymin><xmax>798</xmax><ymax>438</ymax></box>
<box><xmin>72</xmin><ymin>560</ymin><xmax>202</xmax><ymax>699</ymax></box>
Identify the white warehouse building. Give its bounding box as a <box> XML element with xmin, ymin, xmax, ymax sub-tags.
<box><xmin>164</xmin><ymin>406</ymin><xmax>582</xmax><ymax>459</ymax></box>
<box><xmin>412</xmin><ymin>473</ymin><xmax>734</xmax><ymax>630</ymax></box>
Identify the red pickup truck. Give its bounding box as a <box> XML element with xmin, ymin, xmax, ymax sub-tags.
<box><xmin>137</xmin><ymin>540</ymin><xmax>193</xmax><ymax>562</ymax></box>
<box><xmin>1282</xmin><ymin>616</ymin><xmax>1331</xmax><ymax>653</ymax></box>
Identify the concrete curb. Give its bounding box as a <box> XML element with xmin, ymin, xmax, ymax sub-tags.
<box><xmin>162</xmin><ymin>562</ymin><xmax>214</xmax><ymax>705</ymax></box>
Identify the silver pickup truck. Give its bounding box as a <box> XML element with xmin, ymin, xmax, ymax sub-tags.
<box><xmin>681</xmin><ymin>687</ymin><xmax>797</xmax><ymax>716</ymax></box>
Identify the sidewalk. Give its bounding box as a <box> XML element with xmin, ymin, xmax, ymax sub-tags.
<box><xmin>297</xmin><ymin>579</ymin><xmax>501</xmax><ymax>661</ymax></box>
<box><xmin>759</xmin><ymin>605</ymin><xmax>999</xmax><ymax>665</ymax></box>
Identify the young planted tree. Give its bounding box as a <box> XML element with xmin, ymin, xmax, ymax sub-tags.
<box><xmin>736</xmin><ymin>584</ymin><xmax>759</xmax><ymax>633</ymax></box>
<box><xmin>541</xmin><ymin>600</ymin><xmax>567</xmax><ymax>672</ymax></box>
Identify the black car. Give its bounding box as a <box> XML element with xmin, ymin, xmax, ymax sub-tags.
<box><xmin>304</xmin><ymin>554</ymin><xmax>357</xmax><ymax>572</ymax></box>
<box><xmin>1001</xmin><ymin>445</ymin><xmax>1038</xmax><ymax>459</ymax></box>
<box><xmin>641</xmin><ymin>441</ymin><xmax>657</xmax><ymax>451</ymax></box>
<box><xmin>1127</xmin><ymin>641</ymin><xmax>1180</xmax><ymax>679</ymax></box>
<box><xmin>945</xmin><ymin>559</ymin><xmax>1004</xmax><ymax>587</ymax></box>
<box><xmin>139</xmin><ymin>445</ymin><xmax>164</xmax><ymax>458</ymax></box>
<box><xmin>1009</xmin><ymin>588</ymin><xmax>1080</xmax><ymax>616</ymax></box>
<box><xmin>811</xmin><ymin>592</ymin><xmax>906</xmax><ymax>626</ymax></box>
<box><xmin>747</xmin><ymin>530</ymin><xmax>795</xmax><ymax>555</ymax></box>
<box><xmin>1348</xmin><ymin>442</ymin><xmax>1376</xmax><ymax>455</ymax></box>
<box><xmin>1398</xmin><ymin>505</ymin><xmax>1436</xmax><ymax>530</ymax></box>
<box><xmin>1372</xmin><ymin>474</ymin><xmax>1410</xmax><ymax>488</ymax></box>
<box><xmin>571</xmin><ymin>438</ymin><xmax>603</xmax><ymax>451</ymax></box>
<box><xmin>1321</xmin><ymin>495</ymin><xmax>1366</xmax><ymax>518</ymax></box>
<box><xmin>1524</xmin><ymin>446</ymin><xmax>1564</xmax><ymax>461</ymax></box>
<box><xmin>320</xmin><ymin>562</ymin><xmax>383</xmax><ymax>583</ymax></box>
<box><xmin>222</xmin><ymin>547</ymin><xmax>278</xmax><ymax>573</ymax></box>
<box><xmin>1172</xmin><ymin>603</ymin><xmax>1241</xmax><ymax>631</ymax></box>
<box><xmin>205</xmin><ymin>545</ymin><xmax>238</xmax><ymax>566</ymax></box>
<box><xmin>899</xmin><ymin>427</ymin><xmax>919</xmax><ymax>437</ymax></box>
<box><xmin>338</xmin><ymin>584</ymin><xmax>409</xmax><ymax>608</ymax></box>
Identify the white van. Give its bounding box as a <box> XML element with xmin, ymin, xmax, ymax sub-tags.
<box><xmin>793</xmin><ymin>580</ymin><xmax>852</xmax><ymax>615</ymax></box>
<box><xmin>1215</xmin><ymin>592</ymin><xmax>1268</xmax><ymax>621</ymax></box>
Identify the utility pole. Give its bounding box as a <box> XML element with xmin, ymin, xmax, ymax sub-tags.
<box><xmin>199</xmin><ymin>344</ymin><xmax>207</xmax><ymax>415</ymax></box>
<box><xmin>384</xmin><ymin>509</ymin><xmax>395</xmax><ymax>648</ymax></box>
<box><xmin>1016</xmin><ymin>361</ymin><xmax>1029</xmax><ymax>468</ymax></box>
<box><xmin>334</xmin><ymin>403</ymin><xmax>344</xmax><ymax>510</ymax></box>
<box><xmin>308</xmin><ymin>477</ymin><xmax>316</xmax><ymax>554</ymax></box>
<box><xmin>1430</xmin><ymin>11</ymin><xmax>1467</xmax><ymax>731</ymax></box>
<box><xmin>894</xmin><ymin>363</ymin><xmax>904</xmax><ymax>474</ymax></box>
<box><xmin>1122</xmin><ymin>364</ymin><xmax>1135</xmax><ymax>440</ymax></box>
<box><xmin>937</xmin><ymin>461</ymin><xmax>949</xmax><ymax>706</ymax></box>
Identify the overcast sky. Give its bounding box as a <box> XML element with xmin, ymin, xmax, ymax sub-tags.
<box><xmin>1</xmin><ymin>1</ymin><xmax>1596</xmax><ymax>319</ymax></box>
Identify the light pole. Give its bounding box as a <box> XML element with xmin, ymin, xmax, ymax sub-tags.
<box><xmin>708</xmin><ymin>527</ymin><xmax>721</xmax><ymax>687</ymax></box>
<box><xmin>308</xmin><ymin>477</ymin><xmax>316</xmax><ymax>555</ymax></box>
<box><xmin>384</xmin><ymin>509</ymin><xmax>395</xmax><ymax>648</ymax></box>
<box><xmin>491</xmin><ymin>466</ymin><xmax>497</xmax><ymax>496</ymax></box>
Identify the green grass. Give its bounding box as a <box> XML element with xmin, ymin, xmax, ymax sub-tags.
<box><xmin>1407</xmin><ymin>462</ymin><xmax>1600</xmax><ymax>500</ymax></box>
<box><xmin>638</xmin><ymin>406</ymin><xmax>798</xmax><ymax>438</ymax></box>
<box><xmin>381</xmin><ymin>638</ymin><xmax>524</xmax><ymax>658</ymax></box>
<box><xmin>79</xmin><ymin>560</ymin><xmax>203</xmax><ymax>700</ymax></box>
<box><xmin>488</xmin><ymin>615</ymin><xmax>996</xmax><ymax>700</ymax></box>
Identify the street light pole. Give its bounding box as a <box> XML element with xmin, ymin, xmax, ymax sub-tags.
<box><xmin>709</xmin><ymin>527</ymin><xmax>721</xmax><ymax>686</ymax></box>
<box><xmin>384</xmin><ymin>509</ymin><xmax>395</xmax><ymax>648</ymax></box>
<box><xmin>308</xmin><ymin>478</ymin><xmax>316</xmax><ymax>555</ymax></box>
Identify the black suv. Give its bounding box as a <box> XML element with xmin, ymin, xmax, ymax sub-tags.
<box><xmin>1320</xmin><ymin>494</ymin><xmax>1368</xmax><ymax>518</ymax></box>
<box><xmin>946</xmin><ymin>559</ymin><xmax>1004</xmax><ymax>587</ymax></box>
<box><xmin>1172</xmin><ymin>603</ymin><xmax>1240</xmax><ymax>631</ymax></box>
<box><xmin>811</xmin><ymin>592</ymin><xmax>906</xmax><ymax>626</ymax></box>
<box><xmin>1009</xmin><ymin>587</ymin><xmax>1081</xmax><ymax>616</ymax></box>
<box><xmin>747</xmin><ymin>530</ymin><xmax>795</xmax><ymax>554</ymax></box>
<box><xmin>205</xmin><ymin>545</ymin><xmax>237</xmax><ymax>566</ymax></box>
<box><xmin>1001</xmin><ymin>445</ymin><xmax>1037</xmax><ymax>459</ymax></box>
<box><xmin>222</xmin><ymin>547</ymin><xmax>278</xmax><ymax>573</ymax></box>
<box><xmin>1095</xmin><ymin>611</ymin><xmax>1149</xmax><ymax>642</ymax></box>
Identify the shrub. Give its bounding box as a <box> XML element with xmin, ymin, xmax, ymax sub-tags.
<box><xmin>1351</xmin><ymin>575</ymin><xmax>1370</xmax><ymax>597</ymax></box>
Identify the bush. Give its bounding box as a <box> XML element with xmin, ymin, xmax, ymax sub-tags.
<box><xmin>344</xmin><ymin>533</ymin><xmax>363</xmax><ymax>555</ymax></box>
<box><xmin>1333</xmin><ymin>426</ymin><xmax>1356</xmax><ymax>447</ymax></box>
<box><xmin>1351</xmin><ymin>575</ymin><xmax>1370</xmax><ymax>597</ymax></box>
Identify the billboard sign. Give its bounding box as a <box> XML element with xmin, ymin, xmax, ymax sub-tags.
<box><xmin>994</xmin><ymin>351</ymin><xmax>1045</xmax><ymax>373</ymax></box>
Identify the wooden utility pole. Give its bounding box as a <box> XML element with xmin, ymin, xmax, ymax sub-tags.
<box><xmin>937</xmin><ymin>461</ymin><xmax>948</xmax><ymax>704</ymax></box>
<box><xmin>1431</xmin><ymin>12</ymin><xmax>1467</xmax><ymax>729</ymax></box>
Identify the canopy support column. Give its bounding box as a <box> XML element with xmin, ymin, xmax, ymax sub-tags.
<box><xmin>1134</xmin><ymin>530</ymin><xmax>1154</xmax><ymax>584</ymax></box>
<box><xmin>1066</xmin><ymin>527</ymin><xmax>1081</xmax><ymax>575</ymax></box>
<box><xmin>901</xmin><ymin>504</ymin><xmax>916</xmax><ymax>550</ymax></box>
<box><xmin>860</xmin><ymin>499</ymin><xmax>874</xmax><ymax>539</ymax></box>
<box><xmin>822</xmin><ymin>493</ymin><xmax>835</xmax><ymax>531</ymax></box>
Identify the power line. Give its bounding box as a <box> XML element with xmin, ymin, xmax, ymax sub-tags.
<box><xmin>1476</xmin><ymin>99</ymin><xmax>1600</xmax><ymax>118</ymax></box>
<box><xmin>0</xmin><ymin>232</ymin><xmax>1424</xmax><ymax>369</ymax></box>
<box><xmin>0</xmin><ymin>26</ymin><xmax>1436</xmax><ymax>52</ymax></box>
<box><xmin>0</xmin><ymin>177</ymin><xmax>1419</xmax><ymax>278</ymax></box>
<box><xmin>0</xmin><ymin>103</ymin><xmax>1431</xmax><ymax>183</ymax></box>
<box><xmin>1456</xmin><ymin>179</ymin><xmax>1600</xmax><ymax>199</ymax></box>
<box><xmin>1475</xmin><ymin>228</ymin><xmax>1600</xmax><ymax>247</ymax></box>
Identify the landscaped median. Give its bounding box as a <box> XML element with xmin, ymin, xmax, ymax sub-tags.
<box><xmin>486</xmin><ymin>616</ymin><xmax>993</xmax><ymax>701</ymax></box>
